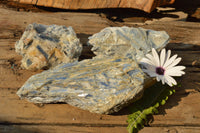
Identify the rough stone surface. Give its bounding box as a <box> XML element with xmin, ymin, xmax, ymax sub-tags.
<box><xmin>17</xmin><ymin>27</ymin><xmax>169</xmax><ymax>114</ymax></box>
<box><xmin>17</xmin><ymin>57</ymin><xmax>146</xmax><ymax>114</ymax></box>
<box><xmin>15</xmin><ymin>23</ymin><xmax>82</xmax><ymax>70</ymax></box>
<box><xmin>88</xmin><ymin>26</ymin><xmax>169</xmax><ymax>61</ymax></box>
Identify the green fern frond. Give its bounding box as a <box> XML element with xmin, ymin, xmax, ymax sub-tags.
<box><xmin>127</xmin><ymin>83</ymin><xmax>176</xmax><ymax>133</ymax></box>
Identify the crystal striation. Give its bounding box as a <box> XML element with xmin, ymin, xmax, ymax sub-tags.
<box><xmin>17</xmin><ymin>57</ymin><xmax>146</xmax><ymax>114</ymax></box>
<box><xmin>15</xmin><ymin>23</ymin><xmax>82</xmax><ymax>70</ymax></box>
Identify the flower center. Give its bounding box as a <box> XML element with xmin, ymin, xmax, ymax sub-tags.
<box><xmin>156</xmin><ymin>67</ymin><xmax>165</xmax><ymax>75</ymax></box>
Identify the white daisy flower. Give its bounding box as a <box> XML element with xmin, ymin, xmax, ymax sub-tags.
<box><xmin>140</xmin><ymin>48</ymin><xmax>186</xmax><ymax>87</ymax></box>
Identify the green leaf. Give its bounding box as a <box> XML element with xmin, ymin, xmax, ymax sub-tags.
<box><xmin>127</xmin><ymin>82</ymin><xmax>175</xmax><ymax>133</ymax></box>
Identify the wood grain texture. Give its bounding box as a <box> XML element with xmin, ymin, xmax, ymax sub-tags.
<box><xmin>0</xmin><ymin>88</ymin><xmax>128</xmax><ymax>125</ymax></box>
<box><xmin>140</xmin><ymin>127</ymin><xmax>200</xmax><ymax>133</ymax></box>
<box><xmin>0</xmin><ymin>5</ymin><xmax>200</xmax><ymax>133</ymax></box>
<box><xmin>0</xmin><ymin>125</ymin><xmax>127</xmax><ymax>133</ymax></box>
<box><xmin>14</xmin><ymin>0</ymin><xmax>176</xmax><ymax>13</ymax></box>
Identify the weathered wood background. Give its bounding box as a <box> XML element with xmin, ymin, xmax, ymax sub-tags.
<box><xmin>0</xmin><ymin>2</ymin><xmax>200</xmax><ymax>133</ymax></box>
<box><xmin>7</xmin><ymin>0</ymin><xmax>175</xmax><ymax>12</ymax></box>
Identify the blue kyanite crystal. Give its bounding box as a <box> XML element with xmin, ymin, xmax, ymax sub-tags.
<box><xmin>17</xmin><ymin>27</ymin><xmax>169</xmax><ymax>114</ymax></box>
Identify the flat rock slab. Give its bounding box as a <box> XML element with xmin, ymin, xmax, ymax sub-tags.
<box><xmin>17</xmin><ymin>57</ymin><xmax>146</xmax><ymax>114</ymax></box>
<box><xmin>15</xmin><ymin>23</ymin><xmax>82</xmax><ymax>70</ymax></box>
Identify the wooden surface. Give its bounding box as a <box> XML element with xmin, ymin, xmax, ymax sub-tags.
<box><xmin>0</xmin><ymin>4</ymin><xmax>200</xmax><ymax>133</ymax></box>
<box><xmin>8</xmin><ymin>0</ymin><xmax>175</xmax><ymax>13</ymax></box>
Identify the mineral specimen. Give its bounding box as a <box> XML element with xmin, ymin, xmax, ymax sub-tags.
<box><xmin>88</xmin><ymin>26</ymin><xmax>169</xmax><ymax>61</ymax></box>
<box><xmin>17</xmin><ymin>26</ymin><xmax>170</xmax><ymax>114</ymax></box>
<box><xmin>15</xmin><ymin>23</ymin><xmax>82</xmax><ymax>70</ymax></box>
<box><xmin>17</xmin><ymin>57</ymin><xmax>146</xmax><ymax>114</ymax></box>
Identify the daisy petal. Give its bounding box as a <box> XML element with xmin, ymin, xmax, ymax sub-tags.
<box><xmin>145</xmin><ymin>64</ymin><xmax>156</xmax><ymax>72</ymax></box>
<box><xmin>160</xmin><ymin>48</ymin><xmax>166</xmax><ymax>67</ymax></box>
<box><xmin>164</xmin><ymin>78</ymin><xmax>172</xmax><ymax>87</ymax></box>
<box><xmin>146</xmin><ymin>53</ymin><xmax>158</xmax><ymax>66</ymax></box>
<box><xmin>165</xmin><ymin>49</ymin><xmax>171</xmax><ymax>63</ymax></box>
<box><xmin>142</xmin><ymin>69</ymin><xmax>157</xmax><ymax>77</ymax></box>
<box><xmin>165</xmin><ymin>71</ymin><xmax>183</xmax><ymax>76</ymax></box>
<box><xmin>166</xmin><ymin>49</ymin><xmax>171</xmax><ymax>60</ymax></box>
<box><xmin>168</xmin><ymin>82</ymin><xmax>173</xmax><ymax>87</ymax></box>
<box><xmin>161</xmin><ymin>78</ymin><xmax>165</xmax><ymax>85</ymax></box>
<box><xmin>179</xmin><ymin>71</ymin><xmax>185</xmax><ymax>75</ymax></box>
<box><xmin>152</xmin><ymin>48</ymin><xmax>160</xmax><ymax>66</ymax></box>
<box><xmin>158</xmin><ymin>75</ymin><xmax>164</xmax><ymax>82</ymax></box>
<box><xmin>156</xmin><ymin>76</ymin><xmax>160</xmax><ymax>82</ymax></box>
<box><xmin>140</xmin><ymin>57</ymin><xmax>154</xmax><ymax>66</ymax></box>
<box><xmin>165</xmin><ymin>75</ymin><xmax>177</xmax><ymax>86</ymax></box>
<box><xmin>168</xmin><ymin>66</ymin><xmax>186</xmax><ymax>72</ymax></box>
<box><xmin>165</xmin><ymin>66</ymin><xmax>186</xmax><ymax>76</ymax></box>
<box><xmin>166</xmin><ymin>57</ymin><xmax>182</xmax><ymax>69</ymax></box>
<box><xmin>148</xmin><ymin>72</ymin><xmax>157</xmax><ymax>77</ymax></box>
<box><xmin>146</xmin><ymin>54</ymin><xmax>154</xmax><ymax>60</ymax></box>
<box><xmin>163</xmin><ymin>54</ymin><xmax>178</xmax><ymax>68</ymax></box>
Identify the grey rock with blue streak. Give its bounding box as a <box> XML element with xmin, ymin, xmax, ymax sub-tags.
<box><xmin>17</xmin><ymin>27</ymin><xmax>169</xmax><ymax>114</ymax></box>
<box><xmin>88</xmin><ymin>26</ymin><xmax>169</xmax><ymax>61</ymax></box>
<box><xmin>17</xmin><ymin>57</ymin><xmax>146</xmax><ymax>114</ymax></box>
<box><xmin>15</xmin><ymin>23</ymin><xmax>82</xmax><ymax>70</ymax></box>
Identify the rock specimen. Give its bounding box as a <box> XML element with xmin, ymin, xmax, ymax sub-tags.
<box><xmin>15</xmin><ymin>23</ymin><xmax>82</xmax><ymax>70</ymax></box>
<box><xmin>17</xmin><ymin>27</ymin><xmax>170</xmax><ymax>114</ymax></box>
<box><xmin>17</xmin><ymin>57</ymin><xmax>146</xmax><ymax>114</ymax></box>
<box><xmin>88</xmin><ymin>26</ymin><xmax>169</xmax><ymax>62</ymax></box>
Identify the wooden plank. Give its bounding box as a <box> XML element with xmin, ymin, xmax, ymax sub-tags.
<box><xmin>0</xmin><ymin>5</ymin><xmax>200</xmax><ymax>133</ymax></box>
<box><xmin>17</xmin><ymin>0</ymin><xmax>36</xmax><ymax>4</ymax></box>
<box><xmin>167</xmin><ymin>43</ymin><xmax>200</xmax><ymax>51</ymax></box>
<box><xmin>0</xmin><ymin>8</ymin><xmax>109</xmax><ymax>35</ymax></box>
<box><xmin>150</xmin><ymin>92</ymin><xmax>200</xmax><ymax>126</ymax></box>
<box><xmin>172</xmin><ymin>51</ymin><xmax>200</xmax><ymax>66</ymax></box>
<box><xmin>0</xmin><ymin>88</ymin><xmax>128</xmax><ymax>125</ymax></box>
<box><xmin>139</xmin><ymin>21</ymin><xmax>200</xmax><ymax>46</ymax></box>
<box><xmin>14</xmin><ymin>0</ymin><xmax>175</xmax><ymax>13</ymax></box>
<box><xmin>0</xmin><ymin>125</ymin><xmax>127</xmax><ymax>133</ymax></box>
<box><xmin>140</xmin><ymin>126</ymin><xmax>200</xmax><ymax>133</ymax></box>
<box><xmin>2</xmin><ymin>125</ymin><xmax>200</xmax><ymax>133</ymax></box>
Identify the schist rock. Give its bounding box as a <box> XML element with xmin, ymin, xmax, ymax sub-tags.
<box><xmin>17</xmin><ymin>26</ymin><xmax>170</xmax><ymax>114</ymax></box>
<box><xmin>17</xmin><ymin>57</ymin><xmax>147</xmax><ymax>114</ymax></box>
<box><xmin>15</xmin><ymin>23</ymin><xmax>82</xmax><ymax>70</ymax></box>
<box><xmin>88</xmin><ymin>26</ymin><xmax>169</xmax><ymax>61</ymax></box>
